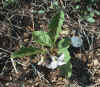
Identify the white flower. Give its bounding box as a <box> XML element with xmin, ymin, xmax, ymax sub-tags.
<box><xmin>46</xmin><ymin>60</ymin><xmax>58</xmax><ymax>69</ymax></box>
<box><xmin>46</xmin><ymin>54</ymin><xmax>66</xmax><ymax>69</ymax></box>
<box><xmin>57</xmin><ymin>54</ymin><xmax>66</xmax><ymax>66</ymax></box>
<box><xmin>71</xmin><ymin>36</ymin><xmax>83</xmax><ymax>48</ymax></box>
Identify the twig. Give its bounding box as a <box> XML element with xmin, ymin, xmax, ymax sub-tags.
<box><xmin>89</xmin><ymin>46</ymin><xmax>100</xmax><ymax>52</ymax></box>
<box><xmin>10</xmin><ymin>58</ymin><xmax>18</xmax><ymax>74</ymax></box>
<box><xmin>0</xmin><ymin>48</ymin><xmax>11</xmax><ymax>54</ymax></box>
<box><xmin>31</xmin><ymin>64</ymin><xmax>52</xmax><ymax>86</ymax></box>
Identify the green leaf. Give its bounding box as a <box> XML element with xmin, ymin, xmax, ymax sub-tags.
<box><xmin>3</xmin><ymin>0</ymin><xmax>17</xmax><ymax>7</ymax></box>
<box><xmin>87</xmin><ymin>17</ymin><xmax>95</xmax><ymax>23</ymax></box>
<box><xmin>11</xmin><ymin>46</ymin><xmax>41</xmax><ymax>59</ymax></box>
<box><xmin>84</xmin><ymin>11</ymin><xmax>88</xmax><ymax>15</ymax></box>
<box><xmin>31</xmin><ymin>10</ymin><xmax>37</xmax><ymax>14</ymax></box>
<box><xmin>75</xmin><ymin>5</ymin><xmax>80</xmax><ymax>9</ymax></box>
<box><xmin>6</xmin><ymin>0</ymin><xmax>15</xmax><ymax>3</ymax></box>
<box><xmin>94</xmin><ymin>10</ymin><xmax>100</xmax><ymax>15</ymax></box>
<box><xmin>73</xmin><ymin>0</ymin><xmax>80</xmax><ymax>2</ymax></box>
<box><xmin>53</xmin><ymin>1</ymin><xmax>58</xmax><ymax>6</ymax></box>
<box><xmin>90</xmin><ymin>12</ymin><xmax>94</xmax><ymax>17</ymax></box>
<box><xmin>58</xmin><ymin>38</ymin><xmax>71</xmax><ymax>64</ymax></box>
<box><xmin>58</xmin><ymin>38</ymin><xmax>71</xmax><ymax>49</ymax></box>
<box><xmin>38</xmin><ymin>10</ymin><xmax>45</xmax><ymax>14</ymax></box>
<box><xmin>32</xmin><ymin>31</ymin><xmax>53</xmax><ymax>47</ymax></box>
<box><xmin>48</xmin><ymin>10</ymin><xmax>64</xmax><ymax>42</ymax></box>
<box><xmin>60</xmin><ymin>62</ymin><xmax>72</xmax><ymax>78</ymax></box>
<box><xmin>87</xmin><ymin>7</ymin><xmax>92</xmax><ymax>12</ymax></box>
<box><xmin>58</xmin><ymin>48</ymin><xmax>71</xmax><ymax>64</ymax></box>
<box><xmin>50</xmin><ymin>1</ymin><xmax>58</xmax><ymax>9</ymax></box>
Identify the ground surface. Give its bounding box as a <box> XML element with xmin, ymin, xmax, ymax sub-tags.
<box><xmin>0</xmin><ymin>0</ymin><xmax>100</xmax><ymax>87</ymax></box>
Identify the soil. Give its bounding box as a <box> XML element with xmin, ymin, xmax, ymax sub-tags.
<box><xmin>0</xmin><ymin>0</ymin><xmax>100</xmax><ymax>87</ymax></box>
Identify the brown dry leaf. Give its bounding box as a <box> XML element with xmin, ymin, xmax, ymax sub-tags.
<box><xmin>60</xmin><ymin>30</ymin><xmax>70</xmax><ymax>36</ymax></box>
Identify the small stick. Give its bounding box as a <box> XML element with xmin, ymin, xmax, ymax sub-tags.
<box><xmin>10</xmin><ymin>58</ymin><xmax>18</xmax><ymax>73</ymax></box>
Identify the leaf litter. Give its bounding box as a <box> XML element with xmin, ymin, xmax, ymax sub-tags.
<box><xmin>0</xmin><ymin>0</ymin><xmax>100</xmax><ymax>87</ymax></box>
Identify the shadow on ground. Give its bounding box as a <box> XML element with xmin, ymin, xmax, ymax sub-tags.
<box><xmin>69</xmin><ymin>46</ymin><xmax>94</xmax><ymax>87</ymax></box>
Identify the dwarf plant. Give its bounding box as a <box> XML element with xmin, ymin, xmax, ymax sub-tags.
<box><xmin>3</xmin><ymin>0</ymin><xmax>19</xmax><ymax>8</ymax></box>
<box><xmin>11</xmin><ymin>9</ymin><xmax>72</xmax><ymax>78</ymax></box>
<box><xmin>73</xmin><ymin>0</ymin><xmax>100</xmax><ymax>23</ymax></box>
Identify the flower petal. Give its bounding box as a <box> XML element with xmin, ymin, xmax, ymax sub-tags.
<box><xmin>46</xmin><ymin>61</ymin><xmax>58</xmax><ymax>69</ymax></box>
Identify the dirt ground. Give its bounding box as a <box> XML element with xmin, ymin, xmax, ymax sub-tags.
<box><xmin>0</xmin><ymin>0</ymin><xmax>100</xmax><ymax>87</ymax></box>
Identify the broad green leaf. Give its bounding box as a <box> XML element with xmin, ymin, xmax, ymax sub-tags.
<box><xmin>11</xmin><ymin>46</ymin><xmax>41</xmax><ymax>59</ymax></box>
<box><xmin>32</xmin><ymin>31</ymin><xmax>53</xmax><ymax>47</ymax></box>
<box><xmin>58</xmin><ymin>38</ymin><xmax>71</xmax><ymax>49</ymax></box>
<box><xmin>60</xmin><ymin>62</ymin><xmax>72</xmax><ymax>78</ymax></box>
<box><xmin>87</xmin><ymin>17</ymin><xmax>95</xmax><ymax>23</ymax></box>
<box><xmin>94</xmin><ymin>10</ymin><xmax>100</xmax><ymax>15</ymax></box>
<box><xmin>90</xmin><ymin>12</ymin><xmax>94</xmax><ymax>17</ymax></box>
<box><xmin>48</xmin><ymin>10</ymin><xmax>64</xmax><ymax>42</ymax></box>
<box><xmin>58</xmin><ymin>48</ymin><xmax>71</xmax><ymax>64</ymax></box>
